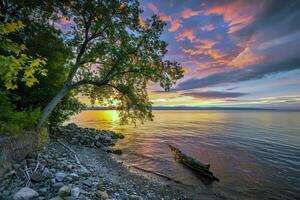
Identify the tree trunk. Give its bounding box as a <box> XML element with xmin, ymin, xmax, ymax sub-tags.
<box><xmin>36</xmin><ymin>85</ymin><xmax>71</xmax><ymax>130</ymax></box>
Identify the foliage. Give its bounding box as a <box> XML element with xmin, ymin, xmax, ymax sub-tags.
<box><xmin>49</xmin><ymin>94</ymin><xmax>84</xmax><ymax>127</ymax></box>
<box><xmin>0</xmin><ymin>92</ymin><xmax>40</xmax><ymax>134</ymax></box>
<box><xmin>0</xmin><ymin>18</ymin><xmax>47</xmax><ymax>90</ymax></box>
<box><xmin>37</xmin><ymin>0</ymin><xmax>184</xmax><ymax>126</ymax></box>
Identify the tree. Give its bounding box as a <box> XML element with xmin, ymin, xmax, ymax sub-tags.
<box><xmin>0</xmin><ymin>17</ymin><xmax>46</xmax><ymax>90</ymax></box>
<box><xmin>35</xmin><ymin>0</ymin><xmax>183</xmax><ymax>129</ymax></box>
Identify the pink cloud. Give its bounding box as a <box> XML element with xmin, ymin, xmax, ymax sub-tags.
<box><xmin>146</xmin><ymin>3</ymin><xmax>159</xmax><ymax>13</ymax></box>
<box><xmin>202</xmin><ymin>1</ymin><xmax>264</xmax><ymax>33</ymax></box>
<box><xmin>176</xmin><ymin>29</ymin><xmax>195</xmax><ymax>42</ymax></box>
<box><xmin>180</xmin><ymin>8</ymin><xmax>201</xmax><ymax>19</ymax></box>
<box><xmin>168</xmin><ymin>19</ymin><xmax>182</xmax><ymax>32</ymax></box>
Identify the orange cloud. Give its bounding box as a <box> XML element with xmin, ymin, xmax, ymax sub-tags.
<box><xmin>183</xmin><ymin>47</ymin><xmax>222</xmax><ymax>59</ymax></box>
<box><xmin>168</xmin><ymin>19</ymin><xmax>182</xmax><ymax>32</ymax></box>
<box><xmin>160</xmin><ymin>15</ymin><xmax>170</xmax><ymax>21</ymax></box>
<box><xmin>229</xmin><ymin>48</ymin><xmax>264</xmax><ymax>68</ymax></box>
<box><xmin>202</xmin><ymin>1</ymin><xmax>263</xmax><ymax>33</ymax></box>
<box><xmin>176</xmin><ymin>29</ymin><xmax>195</xmax><ymax>42</ymax></box>
<box><xmin>180</xmin><ymin>8</ymin><xmax>201</xmax><ymax>19</ymax></box>
<box><xmin>195</xmin><ymin>38</ymin><xmax>216</xmax><ymax>49</ymax></box>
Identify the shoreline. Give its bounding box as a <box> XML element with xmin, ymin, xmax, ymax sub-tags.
<box><xmin>0</xmin><ymin>124</ymin><xmax>219</xmax><ymax>200</ymax></box>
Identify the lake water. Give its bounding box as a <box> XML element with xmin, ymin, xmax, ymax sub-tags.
<box><xmin>70</xmin><ymin>110</ymin><xmax>300</xmax><ymax>199</ymax></box>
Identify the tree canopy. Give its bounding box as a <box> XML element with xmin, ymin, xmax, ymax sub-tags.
<box><xmin>1</xmin><ymin>0</ymin><xmax>184</xmax><ymax>130</ymax></box>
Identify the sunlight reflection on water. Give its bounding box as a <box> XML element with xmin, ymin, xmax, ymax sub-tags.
<box><xmin>70</xmin><ymin>110</ymin><xmax>300</xmax><ymax>200</ymax></box>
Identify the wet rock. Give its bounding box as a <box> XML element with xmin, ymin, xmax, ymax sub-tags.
<box><xmin>31</xmin><ymin>172</ymin><xmax>45</xmax><ymax>182</ymax></box>
<box><xmin>111</xmin><ymin>149</ymin><xmax>123</xmax><ymax>155</ymax></box>
<box><xmin>55</xmin><ymin>172</ymin><xmax>66</xmax><ymax>182</ymax></box>
<box><xmin>13</xmin><ymin>187</ymin><xmax>39</xmax><ymax>200</ymax></box>
<box><xmin>58</xmin><ymin>186</ymin><xmax>71</xmax><ymax>197</ymax></box>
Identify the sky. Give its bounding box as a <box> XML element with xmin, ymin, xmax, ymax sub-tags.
<box><xmin>138</xmin><ymin>0</ymin><xmax>300</xmax><ymax>109</ymax></box>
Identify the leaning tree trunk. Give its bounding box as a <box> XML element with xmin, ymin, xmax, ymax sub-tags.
<box><xmin>36</xmin><ymin>84</ymin><xmax>71</xmax><ymax>130</ymax></box>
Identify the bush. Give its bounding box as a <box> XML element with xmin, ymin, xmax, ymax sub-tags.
<box><xmin>0</xmin><ymin>92</ymin><xmax>40</xmax><ymax>135</ymax></box>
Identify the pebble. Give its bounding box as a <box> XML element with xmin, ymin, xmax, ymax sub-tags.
<box><xmin>55</xmin><ymin>172</ymin><xmax>67</xmax><ymax>182</ymax></box>
<box><xmin>58</xmin><ymin>185</ymin><xmax>71</xmax><ymax>197</ymax></box>
<box><xmin>13</xmin><ymin>187</ymin><xmax>39</xmax><ymax>200</ymax></box>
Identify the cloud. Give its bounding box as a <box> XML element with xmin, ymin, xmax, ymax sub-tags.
<box><xmin>168</xmin><ymin>19</ymin><xmax>182</xmax><ymax>32</ymax></box>
<box><xmin>229</xmin><ymin>47</ymin><xmax>264</xmax><ymax>68</ymax></box>
<box><xmin>176</xmin><ymin>29</ymin><xmax>195</xmax><ymax>42</ymax></box>
<box><xmin>183</xmin><ymin>91</ymin><xmax>247</xmax><ymax>99</ymax></box>
<box><xmin>202</xmin><ymin>0</ymin><xmax>264</xmax><ymax>33</ymax></box>
<box><xmin>201</xmin><ymin>23</ymin><xmax>215</xmax><ymax>32</ymax></box>
<box><xmin>180</xmin><ymin>8</ymin><xmax>201</xmax><ymax>19</ymax></box>
<box><xmin>175</xmin><ymin>56</ymin><xmax>300</xmax><ymax>91</ymax></box>
<box><xmin>146</xmin><ymin>3</ymin><xmax>159</xmax><ymax>13</ymax></box>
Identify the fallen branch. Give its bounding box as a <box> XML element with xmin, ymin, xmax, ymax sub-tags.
<box><xmin>57</xmin><ymin>139</ymin><xmax>89</xmax><ymax>173</ymax></box>
<box><xmin>168</xmin><ymin>144</ymin><xmax>219</xmax><ymax>181</ymax></box>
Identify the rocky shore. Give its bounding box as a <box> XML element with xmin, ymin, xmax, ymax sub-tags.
<box><xmin>0</xmin><ymin>123</ymin><xmax>208</xmax><ymax>200</ymax></box>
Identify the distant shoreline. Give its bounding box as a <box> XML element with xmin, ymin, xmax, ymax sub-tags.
<box><xmin>82</xmin><ymin>107</ymin><xmax>300</xmax><ymax>111</ymax></box>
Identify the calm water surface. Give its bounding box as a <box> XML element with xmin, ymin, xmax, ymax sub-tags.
<box><xmin>70</xmin><ymin>110</ymin><xmax>300</xmax><ymax>199</ymax></box>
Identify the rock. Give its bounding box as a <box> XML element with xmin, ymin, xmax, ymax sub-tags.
<box><xmin>58</xmin><ymin>186</ymin><xmax>71</xmax><ymax>197</ymax></box>
<box><xmin>111</xmin><ymin>149</ymin><xmax>123</xmax><ymax>155</ymax></box>
<box><xmin>129</xmin><ymin>195</ymin><xmax>143</xmax><ymax>200</ymax></box>
<box><xmin>96</xmin><ymin>190</ymin><xmax>109</xmax><ymax>199</ymax></box>
<box><xmin>39</xmin><ymin>187</ymin><xmax>47</xmax><ymax>194</ymax></box>
<box><xmin>55</xmin><ymin>172</ymin><xmax>66</xmax><ymax>182</ymax></box>
<box><xmin>69</xmin><ymin>137</ymin><xmax>79</xmax><ymax>145</ymax></box>
<box><xmin>42</xmin><ymin>168</ymin><xmax>52</xmax><ymax>178</ymax></box>
<box><xmin>71</xmin><ymin>187</ymin><xmax>80</xmax><ymax>198</ymax></box>
<box><xmin>52</xmin><ymin>182</ymin><xmax>64</xmax><ymax>190</ymax></box>
<box><xmin>95</xmin><ymin>141</ymin><xmax>102</xmax><ymax>148</ymax></box>
<box><xmin>13</xmin><ymin>164</ymin><xmax>21</xmax><ymax>170</ymax></box>
<box><xmin>70</xmin><ymin>173</ymin><xmax>80</xmax><ymax>181</ymax></box>
<box><xmin>82</xmin><ymin>178</ymin><xmax>93</xmax><ymax>187</ymax></box>
<box><xmin>31</xmin><ymin>172</ymin><xmax>45</xmax><ymax>182</ymax></box>
<box><xmin>67</xmin><ymin>123</ymin><xmax>77</xmax><ymax>129</ymax></box>
<box><xmin>49</xmin><ymin>197</ymin><xmax>63</xmax><ymax>200</ymax></box>
<box><xmin>13</xmin><ymin>187</ymin><xmax>39</xmax><ymax>200</ymax></box>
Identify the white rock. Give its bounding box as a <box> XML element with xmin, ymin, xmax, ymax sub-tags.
<box><xmin>55</xmin><ymin>172</ymin><xmax>66</xmax><ymax>182</ymax></box>
<box><xmin>71</xmin><ymin>187</ymin><xmax>80</xmax><ymax>198</ymax></box>
<box><xmin>13</xmin><ymin>187</ymin><xmax>39</xmax><ymax>200</ymax></box>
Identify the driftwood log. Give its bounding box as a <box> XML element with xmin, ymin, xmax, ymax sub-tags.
<box><xmin>168</xmin><ymin>144</ymin><xmax>219</xmax><ymax>181</ymax></box>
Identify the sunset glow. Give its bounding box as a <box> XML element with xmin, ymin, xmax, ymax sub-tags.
<box><xmin>136</xmin><ymin>0</ymin><xmax>300</xmax><ymax>109</ymax></box>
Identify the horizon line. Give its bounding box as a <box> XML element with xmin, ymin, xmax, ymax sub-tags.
<box><xmin>83</xmin><ymin>106</ymin><xmax>300</xmax><ymax>111</ymax></box>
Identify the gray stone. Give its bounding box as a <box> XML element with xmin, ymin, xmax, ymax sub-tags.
<box><xmin>31</xmin><ymin>172</ymin><xmax>45</xmax><ymax>182</ymax></box>
<box><xmin>39</xmin><ymin>187</ymin><xmax>47</xmax><ymax>194</ymax></box>
<box><xmin>13</xmin><ymin>164</ymin><xmax>21</xmax><ymax>170</ymax></box>
<box><xmin>55</xmin><ymin>172</ymin><xmax>66</xmax><ymax>182</ymax></box>
<box><xmin>13</xmin><ymin>187</ymin><xmax>39</xmax><ymax>200</ymax></box>
<box><xmin>71</xmin><ymin>187</ymin><xmax>80</xmax><ymax>198</ymax></box>
<box><xmin>70</xmin><ymin>173</ymin><xmax>80</xmax><ymax>181</ymax></box>
<box><xmin>52</xmin><ymin>182</ymin><xmax>64</xmax><ymax>190</ymax></box>
<box><xmin>49</xmin><ymin>197</ymin><xmax>63</xmax><ymax>200</ymax></box>
<box><xmin>42</xmin><ymin>168</ymin><xmax>52</xmax><ymax>178</ymax></box>
<box><xmin>58</xmin><ymin>186</ymin><xmax>71</xmax><ymax>197</ymax></box>
<box><xmin>82</xmin><ymin>178</ymin><xmax>93</xmax><ymax>187</ymax></box>
<box><xmin>129</xmin><ymin>195</ymin><xmax>143</xmax><ymax>200</ymax></box>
